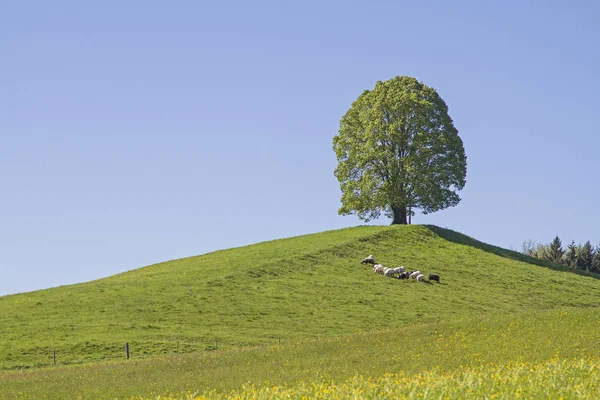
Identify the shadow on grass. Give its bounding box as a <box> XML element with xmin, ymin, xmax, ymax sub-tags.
<box><xmin>423</xmin><ymin>225</ymin><xmax>600</xmax><ymax>280</ymax></box>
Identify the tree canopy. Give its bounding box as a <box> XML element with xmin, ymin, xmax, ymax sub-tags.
<box><xmin>333</xmin><ymin>76</ymin><xmax>467</xmax><ymax>224</ymax></box>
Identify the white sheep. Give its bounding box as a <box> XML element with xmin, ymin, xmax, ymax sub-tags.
<box><xmin>384</xmin><ymin>268</ymin><xmax>396</xmax><ymax>277</ymax></box>
<box><xmin>392</xmin><ymin>266</ymin><xmax>406</xmax><ymax>274</ymax></box>
<box><xmin>409</xmin><ymin>271</ymin><xmax>422</xmax><ymax>279</ymax></box>
<box><xmin>373</xmin><ymin>264</ymin><xmax>385</xmax><ymax>274</ymax></box>
<box><xmin>416</xmin><ymin>274</ymin><xmax>425</xmax><ymax>282</ymax></box>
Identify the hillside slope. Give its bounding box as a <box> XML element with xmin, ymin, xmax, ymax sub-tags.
<box><xmin>1</xmin><ymin>225</ymin><xmax>600</xmax><ymax>369</ymax></box>
<box><xmin>3</xmin><ymin>307</ymin><xmax>600</xmax><ymax>399</ymax></box>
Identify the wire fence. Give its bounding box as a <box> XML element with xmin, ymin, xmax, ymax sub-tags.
<box><xmin>0</xmin><ymin>336</ymin><xmax>285</xmax><ymax>370</ymax></box>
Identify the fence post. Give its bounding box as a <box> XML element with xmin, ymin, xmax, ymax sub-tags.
<box><xmin>53</xmin><ymin>350</ymin><xmax>56</xmax><ymax>365</ymax></box>
<box><xmin>125</xmin><ymin>343</ymin><xmax>130</xmax><ymax>359</ymax></box>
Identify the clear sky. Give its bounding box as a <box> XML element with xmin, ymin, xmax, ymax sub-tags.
<box><xmin>2</xmin><ymin>1</ymin><xmax>599</xmax><ymax>296</ymax></box>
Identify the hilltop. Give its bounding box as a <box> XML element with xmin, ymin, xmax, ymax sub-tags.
<box><xmin>1</xmin><ymin>224</ymin><xmax>600</xmax><ymax>370</ymax></box>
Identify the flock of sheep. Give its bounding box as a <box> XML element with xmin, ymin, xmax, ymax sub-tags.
<box><xmin>360</xmin><ymin>255</ymin><xmax>440</xmax><ymax>283</ymax></box>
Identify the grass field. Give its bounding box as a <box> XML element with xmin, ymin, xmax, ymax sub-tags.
<box><xmin>1</xmin><ymin>307</ymin><xmax>600</xmax><ymax>399</ymax></box>
<box><xmin>2</xmin><ymin>224</ymin><xmax>600</xmax><ymax>399</ymax></box>
<box><xmin>191</xmin><ymin>357</ymin><xmax>600</xmax><ymax>400</ymax></box>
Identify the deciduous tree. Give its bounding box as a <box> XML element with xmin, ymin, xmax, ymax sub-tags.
<box><xmin>333</xmin><ymin>76</ymin><xmax>467</xmax><ymax>224</ymax></box>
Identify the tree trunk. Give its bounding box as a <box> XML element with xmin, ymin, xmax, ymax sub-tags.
<box><xmin>391</xmin><ymin>207</ymin><xmax>407</xmax><ymax>225</ymax></box>
<box><xmin>408</xmin><ymin>206</ymin><xmax>412</xmax><ymax>224</ymax></box>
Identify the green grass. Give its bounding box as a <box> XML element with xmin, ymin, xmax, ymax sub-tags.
<box><xmin>2</xmin><ymin>224</ymin><xmax>600</xmax><ymax>399</ymax></box>
<box><xmin>192</xmin><ymin>357</ymin><xmax>600</xmax><ymax>400</ymax></box>
<box><xmin>1</xmin><ymin>307</ymin><xmax>600</xmax><ymax>399</ymax></box>
<box><xmin>1</xmin><ymin>224</ymin><xmax>600</xmax><ymax>371</ymax></box>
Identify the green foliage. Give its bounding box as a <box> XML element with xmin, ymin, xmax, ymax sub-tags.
<box><xmin>525</xmin><ymin>237</ymin><xmax>600</xmax><ymax>274</ymax></box>
<box><xmin>521</xmin><ymin>239</ymin><xmax>550</xmax><ymax>259</ymax></box>
<box><xmin>565</xmin><ymin>241</ymin><xmax>579</xmax><ymax>269</ymax></box>
<box><xmin>333</xmin><ymin>76</ymin><xmax>467</xmax><ymax>224</ymax></box>
<box><xmin>577</xmin><ymin>241</ymin><xmax>595</xmax><ymax>272</ymax></box>
<box><xmin>593</xmin><ymin>245</ymin><xmax>600</xmax><ymax>274</ymax></box>
<box><xmin>546</xmin><ymin>236</ymin><xmax>565</xmax><ymax>264</ymax></box>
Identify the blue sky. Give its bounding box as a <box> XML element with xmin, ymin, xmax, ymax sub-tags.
<box><xmin>2</xmin><ymin>1</ymin><xmax>599</xmax><ymax>296</ymax></box>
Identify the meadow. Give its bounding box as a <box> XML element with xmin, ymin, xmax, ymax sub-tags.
<box><xmin>188</xmin><ymin>358</ymin><xmax>600</xmax><ymax>400</ymax></box>
<box><xmin>1</xmin><ymin>307</ymin><xmax>600</xmax><ymax>399</ymax></box>
<box><xmin>2</xmin><ymin>225</ymin><xmax>600</xmax><ymax>399</ymax></box>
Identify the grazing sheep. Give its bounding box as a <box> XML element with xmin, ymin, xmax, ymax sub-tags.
<box><xmin>397</xmin><ymin>272</ymin><xmax>409</xmax><ymax>280</ymax></box>
<box><xmin>409</xmin><ymin>271</ymin><xmax>422</xmax><ymax>279</ymax></box>
<box><xmin>384</xmin><ymin>268</ymin><xmax>396</xmax><ymax>277</ymax></box>
<box><xmin>361</xmin><ymin>255</ymin><xmax>375</xmax><ymax>265</ymax></box>
<box><xmin>416</xmin><ymin>274</ymin><xmax>425</xmax><ymax>282</ymax></box>
<box><xmin>373</xmin><ymin>264</ymin><xmax>385</xmax><ymax>274</ymax></box>
<box><xmin>428</xmin><ymin>274</ymin><xmax>440</xmax><ymax>283</ymax></box>
<box><xmin>392</xmin><ymin>266</ymin><xmax>406</xmax><ymax>274</ymax></box>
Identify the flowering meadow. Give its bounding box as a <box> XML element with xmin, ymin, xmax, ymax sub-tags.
<box><xmin>3</xmin><ymin>307</ymin><xmax>600</xmax><ymax>399</ymax></box>
<box><xmin>157</xmin><ymin>358</ymin><xmax>600</xmax><ymax>400</ymax></box>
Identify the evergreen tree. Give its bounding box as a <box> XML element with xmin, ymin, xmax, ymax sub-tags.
<box><xmin>592</xmin><ymin>245</ymin><xmax>600</xmax><ymax>274</ymax></box>
<box><xmin>546</xmin><ymin>236</ymin><xmax>565</xmax><ymax>264</ymax></box>
<box><xmin>564</xmin><ymin>241</ymin><xmax>579</xmax><ymax>269</ymax></box>
<box><xmin>577</xmin><ymin>241</ymin><xmax>594</xmax><ymax>271</ymax></box>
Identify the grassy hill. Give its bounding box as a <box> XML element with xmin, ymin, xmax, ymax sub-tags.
<box><xmin>1</xmin><ymin>224</ymin><xmax>600</xmax><ymax>372</ymax></box>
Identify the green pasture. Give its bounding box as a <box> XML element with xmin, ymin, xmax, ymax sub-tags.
<box><xmin>2</xmin><ymin>224</ymin><xmax>600</xmax><ymax>399</ymax></box>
